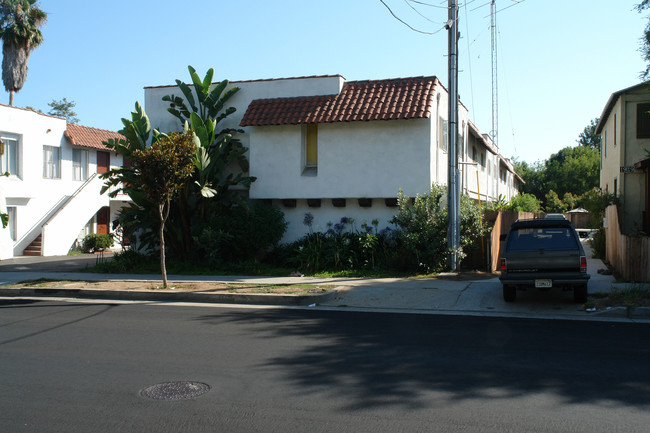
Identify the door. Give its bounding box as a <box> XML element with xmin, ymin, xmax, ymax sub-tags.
<box><xmin>96</xmin><ymin>207</ymin><xmax>110</xmax><ymax>235</ymax></box>
<box><xmin>97</xmin><ymin>151</ymin><xmax>110</xmax><ymax>175</ymax></box>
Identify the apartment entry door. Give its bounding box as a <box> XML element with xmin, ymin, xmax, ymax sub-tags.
<box><xmin>96</xmin><ymin>207</ymin><xmax>110</xmax><ymax>235</ymax></box>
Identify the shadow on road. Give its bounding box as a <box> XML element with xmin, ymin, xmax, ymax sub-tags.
<box><xmin>196</xmin><ymin>309</ymin><xmax>650</xmax><ymax>410</ymax></box>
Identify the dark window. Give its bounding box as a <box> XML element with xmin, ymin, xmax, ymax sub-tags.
<box><xmin>636</xmin><ymin>103</ymin><xmax>650</xmax><ymax>138</ymax></box>
<box><xmin>507</xmin><ymin>227</ymin><xmax>578</xmax><ymax>252</ymax></box>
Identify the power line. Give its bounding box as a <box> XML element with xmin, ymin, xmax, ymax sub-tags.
<box><xmin>405</xmin><ymin>0</ymin><xmax>449</xmax><ymax>9</ymax></box>
<box><xmin>404</xmin><ymin>0</ymin><xmax>441</xmax><ymax>23</ymax></box>
<box><xmin>483</xmin><ymin>0</ymin><xmax>526</xmax><ymax>18</ymax></box>
<box><xmin>379</xmin><ymin>0</ymin><xmax>447</xmax><ymax>35</ymax></box>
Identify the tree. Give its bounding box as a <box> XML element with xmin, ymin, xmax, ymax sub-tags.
<box><xmin>638</xmin><ymin>1</ymin><xmax>650</xmax><ymax>80</ymax></box>
<box><xmin>545</xmin><ymin>190</ymin><xmax>566</xmax><ymax>213</ymax></box>
<box><xmin>47</xmin><ymin>97</ymin><xmax>78</xmax><ymax>123</ymax></box>
<box><xmin>508</xmin><ymin>193</ymin><xmax>542</xmax><ymax>213</ymax></box>
<box><xmin>544</xmin><ymin>146</ymin><xmax>600</xmax><ymax>198</ymax></box>
<box><xmin>0</xmin><ymin>0</ymin><xmax>46</xmax><ymax>106</ymax></box>
<box><xmin>129</xmin><ymin>130</ymin><xmax>196</xmax><ymax>288</ymax></box>
<box><xmin>102</xmin><ymin>66</ymin><xmax>257</xmax><ymax>265</ymax></box>
<box><xmin>577</xmin><ymin>118</ymin><xmax>601</xmax><ymax>151</ymax></box>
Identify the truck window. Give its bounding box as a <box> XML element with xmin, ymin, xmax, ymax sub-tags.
<box><xmin>507</xmin><ymin>227</ymin><xmax>578</xmax><ymax>251</ymax></box>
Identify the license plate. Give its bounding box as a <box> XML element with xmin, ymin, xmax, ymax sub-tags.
<box><xmin>535</xmin><ymin>279</ymin><xmax>552</xmax><ymax>288</ymax></box>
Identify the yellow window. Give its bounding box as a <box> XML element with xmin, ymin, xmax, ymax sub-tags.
<box><xmin>305</xmin><ymin>124</ymin><xmax>318</xmax><ymax>167</ymax></box>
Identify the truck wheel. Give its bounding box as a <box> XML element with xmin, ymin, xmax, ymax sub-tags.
<box><xmin>574</xmin><ymin>285</ymin><xmax>588</xmax><ymax>303</ymax></box>
<box><xmin>503</xmin><ymin>285</ymin><xmax>516</xmax><ymax>302</ymax></box>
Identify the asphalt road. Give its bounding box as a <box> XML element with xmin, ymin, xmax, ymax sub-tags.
<box><xmin>2</xmin><ymin>299</ymin><xmax>650</xmax><ymax>433</ymax></box>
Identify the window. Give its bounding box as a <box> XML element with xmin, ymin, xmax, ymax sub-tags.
<box><xmin>72</xmin><ymin>148</ymin><xmax>89</xmax><ymax>181</ymax></box>
<box><xmin>302</xmin><ymin>124</ymin><xmax>317</xmax><ymax>175</ymax></box>
<box><xmin>614</xmin><ymin>112</ymin><xmax>617</xmax><ymax>147</ymax></box>
<box><xmin>43</xmin><ymin>145</ymin><xmax>60</xmax><ymax>179</ymax></box>
<box><xmin>637</xmin><ymin>103</ymin><xmax>650</xmax><ymax>138</ymax></box>
<box><xmin>7</xmin><ymin>207</ymin><xmax>16</xmax><ymax>241</ymax></box>
<box><xmin>0</xmin><ymin>135</ymin><xmax>18</xmax><ymax>176</ymax></box>
<box><xmin>614</xmin><ymin>178</ymin><xmax>618</xmax><ymax>197</ymax></box>
<box><xmin>472</xmin><ymin>146</ymin><xmax>477</xmax><ymax>161</ymax></box>
<box><xmin>439</xmin><ymin>117</ymin><xmax>448</xmax><ymax>152</ymax></box>
<box><xmin>480</xmin><ymin>152</ymin><xmax>486</xmax><ymax>170</ymax></box>
<box><xmin>604</xmin><ymin>130</ymin><xmax>607</xmax><ymax>158</ymax></box>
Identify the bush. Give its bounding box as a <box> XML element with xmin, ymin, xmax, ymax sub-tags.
<box><xmin>509</xmin><ymin>193</ymin><xmax>542</xmax><ymax>213</ymax></box>
<box><xmin>390</xmin><ymin>184</ymin><xmax>486</xmax><ymax>272</ymax></box>
<box><xmin>194</xmin><ymin>201</ymin><xmax>287</xmax><ymax>265</ymax></box>
<box><xmin>81</xmin><ymin>233</ymin><xmax>114</xmax><ymax>253</ymax></box>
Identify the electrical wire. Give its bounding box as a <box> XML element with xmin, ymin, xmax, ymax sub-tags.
<box><xmin>404</xmin><ymin>0</ymin><xmax>441</xmax><ymax>23</ymax></box>
<box><xmin>379</xmin><ymin>0</ymin><xmax>447</xmax><ymax>35</ymax></box>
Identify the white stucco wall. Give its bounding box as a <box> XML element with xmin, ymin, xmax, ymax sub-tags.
<box><xmin>249</xmin><ymin>119</ymin><xmax>432</xmax><ymax>199</ymax></box>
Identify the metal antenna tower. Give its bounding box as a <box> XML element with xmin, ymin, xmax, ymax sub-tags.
<box><xmin>490</xmin><ymin>0</ymin><xmax>498</xmax><ymax>149</ymax></box>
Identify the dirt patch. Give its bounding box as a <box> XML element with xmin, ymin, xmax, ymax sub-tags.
<box><xmin>9</xmin><ymin>279</ymin><xmax>335</xmax><ymax>296</ymax></box>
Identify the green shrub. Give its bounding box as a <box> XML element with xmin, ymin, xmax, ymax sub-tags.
<box><xmin>193</xmin><ymin>201</ymin><xmax>287</xmax><ymax>265</ymax></box>
<box><xmin>81</xmin><ymin>233</ymin><xmax>114</xmax><ymax>253</ymax></box>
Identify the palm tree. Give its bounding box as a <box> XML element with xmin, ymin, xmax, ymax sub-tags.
<box><xmin>0</xmin><ymin>0</ymin><xmax>46</xmax><ymax>106</ymax></box>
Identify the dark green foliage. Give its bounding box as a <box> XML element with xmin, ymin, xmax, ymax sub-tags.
<box><xmin>194</xmin><ymin>201</ymin><xmax>287</xmax><ymax>266</ymax></box>
<box><xmin>81</xmin><ymin>233</ymin><xmax>114</xmax><ymax>253</ymax></box>
<box><xmin>287</xmin><ymin>185</ymin><xmax>486</xmax><ymax>275</ymax></box>
<box><xmin>577</xmin><ymin>118</ymin><xmax>601</xmax><ymax>151</ymax></box>
<box><xmin>508</xmin><ymin>193</ymin><xmax>542</xmax><ymax>213</ymax></box>
<box><xmin>637</xmin><ymin>0</ymin><xmax>650</xmax><ymax>80</ymax></box>
<box><xmin>589</xmin><ymin>228</ymin><xmax>607</xmax><ymax>259</ymax></box>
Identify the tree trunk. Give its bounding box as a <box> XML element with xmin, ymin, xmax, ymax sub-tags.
<box><xmin>158</xmin><ymin>204</ymin><xmax>168</xmax><ymax>288</ymax></box>
<box><xmin>9</xmin><ymin>90</ymin><xmax>13</xmax><ymax>106</ymax></box>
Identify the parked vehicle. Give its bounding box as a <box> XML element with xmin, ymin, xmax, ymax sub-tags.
<box><xmin>499</xmin><ymin>218</ymin><xmax>590</xmax><ymax>303</ymax></box>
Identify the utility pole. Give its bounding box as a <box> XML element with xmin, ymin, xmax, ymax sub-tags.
<box><xmin>490</xmin><ymin>0</ymin><xmax>498</xmax><ymax>149</ymax></box>
<box><xmin>447</xmin><ymin>0</ymin><xmax>460</xmax><ymax>271</ymax></box>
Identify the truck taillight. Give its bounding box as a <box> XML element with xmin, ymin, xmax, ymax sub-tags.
<box><xmin>580</xmin><ymin>256</ymin><xmax>587</xmax><ymax>273</ymax></box>
<box><xmin>500</xmin><ymin>258</ymin><xmax>506</xmax><ymax>272</ymax></box>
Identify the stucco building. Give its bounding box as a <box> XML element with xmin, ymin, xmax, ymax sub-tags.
<box><xmin>0</xmin><ymin>105</ymin><xmax>126</xmax><ymax>259</ymax></box>
<box><xmin>597</xmin><ymin>83</ymin><xmax>650</xmax><ymax>234</ymax></box>
<box><xmin>145</xmin><ymin>74</ymin><xmax>522</xmax><ymax>242</ymax></box>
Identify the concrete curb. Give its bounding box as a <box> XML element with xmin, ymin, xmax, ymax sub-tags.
<box><xmin>0</xmin><ymin>287</ymin><xmax>340</xmax><ymax>307</ymax></box>
<box><xmin>591</xmin><ymin>306</ymin><xmax>650</xmax><ymax>319</ymax></box>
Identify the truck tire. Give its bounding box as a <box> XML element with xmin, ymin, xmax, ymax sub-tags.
<box><xmin>503</xmin><ymin>285</ymin><xmax>516</xmax><ymax>302</ymax></box>
<box><xmin>574</xmin><ymin>284</ymin><xmax>588</xmax><ymax>303</ymax></box>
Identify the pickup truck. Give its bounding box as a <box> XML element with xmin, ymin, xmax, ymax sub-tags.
<box><xmin>499</xmin><ymin>218</ymin><xmax>590</xmax><ymax>303</ymax></box>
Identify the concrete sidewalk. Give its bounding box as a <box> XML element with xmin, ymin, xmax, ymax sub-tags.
<box><xmin>0</xmin><ymin>242</ymin><xmax>647</xmax><ymax>321</ymax></box>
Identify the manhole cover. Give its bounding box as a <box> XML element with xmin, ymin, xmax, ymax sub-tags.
<box><xmin>140</xmin><ymin>381</ymin><xmax>211</xmax><ymax>400</ymax></box>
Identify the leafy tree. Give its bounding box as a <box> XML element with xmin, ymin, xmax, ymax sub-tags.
<box><xmin>577</xmin><ymin>118</ymin><xmax>601</xmax><ymax>151</ymax></box>
<box><xmin>637</xmin><ymin>0</ymin><xmax>650</xmax><ymax>80</ymax></box>
<box><xmin>130</xmin><ymin>130</ymin><xmax>196</xmax><ymax>287</ymax></box>
<box><xmin>545</xmin><ymin>190</ymin><xmax>566</xmax><ymax>213</ymax></box>
<box><xmin>512</xmin><ymin>158</ymin><xmax>546</xmax><ymax>201</ymax></box>
<box><xmin>47</xmin><ymin>97</ymin><xmax>78</xmax><ymax>123</ymax></box>
<box><xmin>390</xmin><ymin>184</ymin><xmax>485</xmax><ymax>272</ymax></box>
<box><xmin>160</xmin><ymin>66</ymin><xmax>256</xmax><ymax>257</ymax></box>
<box><xmin>103</xmin><ymin>66</ymin><xmax>257</xmax><ymax>265</ymax></box>
<box><xmin>0</xmin><ymin>0</ymin><xmax>46</xmax><ymax>105</ymax></box>
<box><xmin>562</xmin><ymin>192</ymin><xmax>579</xmax><ymax>211</ymax></box>
<box><xmin>544</xmin><ymin>146</ymin><xmax>600</xmax><ymax>198</ymax></box>
<box><xmin>508</xmin><ymin>193</ymin><xmax>542</xmax><ymax>213</ymax></box>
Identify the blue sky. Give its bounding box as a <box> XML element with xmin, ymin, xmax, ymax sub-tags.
<box><xmin>9</xmin><ymin>0</ymin><xmax>648</xmax><ymax>164</ymax></box>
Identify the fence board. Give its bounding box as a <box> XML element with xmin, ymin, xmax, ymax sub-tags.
<box><xmin>605</xmin><ymin>205</ymin><xmax>650</xmax><ymax>282</ymax></box>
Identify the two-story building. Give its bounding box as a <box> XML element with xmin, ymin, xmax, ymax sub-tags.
<box><xmin>0</xmin><ymin>104</ymin><xmax>125</xmax><ymax>259</ymax></box>
<box><xmin>597</xmin><ymin>83</ymin><xmax>650</xmax><ymax>234</ymax></box>
<box><xmin>145</xmin><ymin>74</ymin><xmax>522</xmax><ymax>242</ymax></box>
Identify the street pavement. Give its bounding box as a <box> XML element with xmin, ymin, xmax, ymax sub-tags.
<box><xmin>0</xmin><ymin>241</ymin><xmax>647</xmax><ymax>321</ymax></box>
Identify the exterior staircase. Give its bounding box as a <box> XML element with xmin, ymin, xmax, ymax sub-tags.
<box><xmin>23</xmin><ymin>235</ymin><xmax>42</xmax><ymax>256</ymax></box>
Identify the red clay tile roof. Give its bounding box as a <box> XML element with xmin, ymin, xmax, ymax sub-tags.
<box><xmin>64</xmin><ymin>124</ymin><xmax>123</xmax><ymax>150</ymax></box>
<box><xmin>240</xmin><ymin>76</ymin><xmax>439</xmax><ymax>126</ymax></box>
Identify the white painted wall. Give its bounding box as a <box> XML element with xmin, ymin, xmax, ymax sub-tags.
<box><xmin>249</xmin><ymin>119</ymin><xmax>432</xmax><ymax>199</ymax></box>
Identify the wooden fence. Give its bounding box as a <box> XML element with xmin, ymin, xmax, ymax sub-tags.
<box><xmin>487</xmin><ymin>210</ymin><xmax>536</xmax><ymax>273</ymax></box>
<box><xmin>605</xmin><ymin>205</ymin><xmax>650</xmax><ymax>282</ymax></box>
